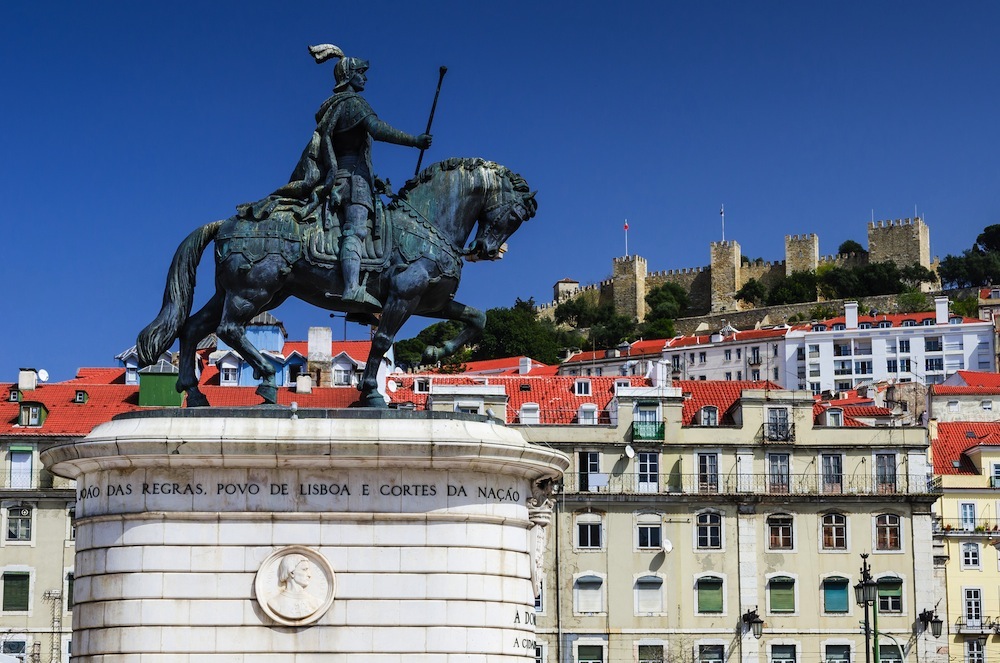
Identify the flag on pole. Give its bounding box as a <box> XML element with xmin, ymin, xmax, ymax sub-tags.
<box><xmin>624</xmin><ymin>219</ymin><xmax>629</xmax><ymax>230</ymax></box>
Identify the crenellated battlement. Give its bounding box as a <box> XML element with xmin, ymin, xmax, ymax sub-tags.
<box><xmin>868</xmin><ymin>216</ymin><xmax>923</xmax><ymax>229</ymax></box>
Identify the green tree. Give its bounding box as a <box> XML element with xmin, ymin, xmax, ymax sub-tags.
<box><xmin>735</xmin><ymin>278</ymin><xmax>768</xmax><ymax>306</ymax></box>
<box><xmin>976</xmin><ymin>224</ymin><xmax>1000</xmax><ymax>254</ymax></box>
<box><xmin>951</xmin><ymin>296</ymin><xmax>980</xmax><ymax>319</ymax></box>
<box><xmin>838</xmin><ymin>239</ymin><xmax>866</xmax><ymax>255</ymax></box>
<box><xmin>554</xmin><ymin>296</ymin><xmax>603</xmax><ymax>328</ymax></box>
<box><xmin>766</xmin><ymin>271</ymin><xmax>818</xmax><ymax>305</ymax></box>
<box><xmin>896</xmin><ymin>289</ymin><xmax>932</xmax><ymax>313</ymax></box>
<box><xmin>473</xmin><ymin>298</ymin><xmax>564</xmax><ymax>364</ymax></box>
<box><xmin>394</xmin><ymin>320</ymin><xmax>465</xmax><ymax>368</ymax></box>
<box><xmin>939</xmin><ymin>249</ymin><xmax>1000</xmax><ymax>288</ymax></box>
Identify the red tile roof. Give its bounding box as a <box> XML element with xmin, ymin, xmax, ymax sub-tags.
<box><xmin>950</xmin><ymin>371</ymin><xmax>1000</xmax><ymax>388</ymax></box>
<box><xmin>933</xmin><ymin>422</ymin><xmax>1000</xmax><ymax>475</ymax></box>
<box><xmin>674</xmin><ymin>380</ymin><xmax>780</xmax><ymax>425</ymax></box>
<box><xmin>280</xmin><ymin>340</ymin><xmax>372</xmax><ymax>363</ymax></box>
<box><xmin>563</xmin><ymin>340</ymin><xmax>667</xmax><ymax>364</ymax></box>
<box><xmin>459</xmin><ymin>356</ymin><xmax>553</xmax><ymax>375</ymax></box>
<box><xmin>815</xmin><ymin>313</ymin><xmax>980</xmax><ymax>328</ymax></box>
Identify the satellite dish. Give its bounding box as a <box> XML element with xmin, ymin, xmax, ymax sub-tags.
<box><xmin>662</xmin><ymin>539</ymin><xmax>673</xmax><ymax>553</ymax></box>
<box><xmin>37</xmin><ymin>369</ymin><xmax>49</xmax><ymax>383</ymax></box>
<box><xmin>387</xmin><ymin>381</ymin><xmax>398</xmax><ymax>392</ymax></box>
<box><xmin>624</xmin><ymin>444</ymin><xmax>636</xmax><ymax>459</ymax></box>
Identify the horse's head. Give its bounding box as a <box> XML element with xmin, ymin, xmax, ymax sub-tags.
<box><xmin>465</xmin><ymin>170</ymin><xmax>537</xmax><ymax>262</ymax></box>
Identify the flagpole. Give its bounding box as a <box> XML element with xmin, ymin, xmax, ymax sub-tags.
<box><xmin>721</xmin><ymin>205</ymin><xmax>725</xmax><ymax>241</ymax></box>
<box><xmin>624</xmin><ymin>218</ymin><xmax>629</xmax><ymax>256</ymax></box>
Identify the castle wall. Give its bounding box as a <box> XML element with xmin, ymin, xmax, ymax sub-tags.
<box><xmin>647</xmin><ymin>267</ymin><xmax>712</xmax><ymax>313</ymax></box>
<box><xmin>785</xmin><ymin>234</ymin><xmax>819</xmax><ymax>275</ymax></box>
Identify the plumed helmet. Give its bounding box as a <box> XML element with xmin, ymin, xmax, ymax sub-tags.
<box><xmin>333</xmin><ymin>57</ymin><xmax>369</xmax><ymax>90</ymax></box>
<box><xmin>307</xmin><ymin>44</ymin><xmax>367</xmax><ymax>91</ymax></box>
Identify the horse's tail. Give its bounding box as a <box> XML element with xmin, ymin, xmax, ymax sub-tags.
<box><xmin>136</xmin><ymin>221</ymin><xmax>223</xmax><ymax>366</ymax></box>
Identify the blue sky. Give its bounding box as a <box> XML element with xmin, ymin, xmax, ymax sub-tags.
<box><xmin>3</xmin><ymin>2</ymin><xmax>1000</xmax><ymax>381</ymax></box>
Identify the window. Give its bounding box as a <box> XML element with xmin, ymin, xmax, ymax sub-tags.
<box><xmin>854</xmin><ymin>360</ymin><xmax>873</xmax><ymax>375</ymax></box>
<box><xmin>574</xmin><ymin>380</ymin><xmax>591</xmax><ymax>396</ymax></box>
<box><xmin>635</xmin><ymin>576</ymin><xmax>663</xmax><ymax>614</ymax></box>
<box><xmin>66</xmin><ymin>572</ymin><xmax>74</xmax><ymax>610</ymax></box>
<box><xmin>875</xmin><ymin>514</ymin><xmax>900</xmax><ymax>550</ymax></box>
<box><xmin>578</xmin><ymin>452</ymin><xmax>605</xmax><ymax>492</ymax></box>
<box><xmin>822</xmin><ymin>513</ymin><xmax>847</xmax><ymax>550</ymax></box>
<box><xmin>898</xmin><ymin>339</ymin><xmax>911</xmax><ymax>352</ymax></box>
<box><xmin>926</xmin><ymin>358</ymin><xmax>944</xmax><ymax>372</ymax></box>
<box><xmin>925</xmin><ymin>337</ymin><xmax>943</xmax><ymax>351</ymax></box>
<box><xmin>579</xmin><ymin>645</ymin><xmax>604</xmax><ymax>663</ymax></box>
<box><xmin>414</xmin><ymin>378</ymin><xmax>430</xmax><ymax>393</ymax></box>
<box><xmin>827</xmin><ymin>409</ymin><xmax>843</xmax><ymax>427</ymax></box>
<box><xmin>700</xmin><ymin>406</ymin><xmax>719</xmax><ymax>427</ymax></box>
<box><xmin>2</xmin><ymin>572</ymin><xmax>29</xmax><ymax>611</ymax></box>
<box><xmin>771</xmin><ymin>644</ymin><xmax>796</xmax><ymax>663</ymax></box>
<box><xmin>899</xmin><ymin>358</ymin><xmax>911</xmax><ymax>372</ymax></box>
<box><xmin>767</xmin><ymin>514</ymin><xmax>793</xmax><ymax>550</ymax></box>
<box><xmin>535</xmin><ymin>645</ymin><xmax>544</xmax><ymax>663</ymax></box>
<box><xmin>965</xmin><ymin>588</ymin><xmax>983</xmax><ymax>628</ymax></box>
<box><xmin>8</xmin><ymin>451</ymin><xmax>32</xmax><ymax>489</ymax></box>
<box><xmin>725</xmin><ymin>372</ymin><xmax>732</xmax><ymax>381</ymax></box>
<box><xmin>961</xmin><ymin>503</ymin><xmax>977</xmax><ymax>530</ymax></box>
<box><xmin>68</xmin><ymin>507</ymin><xmax>76</xmax><ymax>541</ymax></box>
<box><xmin>963</xmin><ymin>542</ymin><xmax>981</xmax><ymax>569</ymax></box>
<box><xmin>534</xmin><ymin>579</ymin><xmax>544</xmax><ymax>613</ymax></box>
<box><xmin>967</xmin><ymin>639</ymin><xmax>985</xmax><ymax>663</ymax></box>
<box><xmin>736</xmin><ymin>349</ymin><xmax>742</xmax><ymax>359</ymax></box>
<box><xmin>877</xmin><ymin>578</ymin><xmax>902</xmax><ymax>613</ymax></box>
<box><xmin>886</xmin><ymin>359</ymin><xmax>898</xmax><ymax>373</ymax></box>
<box><xmin>6</xmin><ymin>506</ymin><xmax>32</xmax><ymax>541</ymax></box>
<box><xmin>983</xmin><ymin>401</ymin><xmax>993</xmax><ymax>412</ymax></box>
<box><xmin>698</xmin><ymin>453</ymin><xmax>719</xmax><ymax>492</ymax></box>
<box><xmin>696</xmin><ymin>576</ymin><xmax>724</xmax><ymax>613</ymax></box>
<box><xmin>637</xmin><ymin>452</ymin><xmax>659</xmax><ymax>493</ymax></box>
<box><xmin>7</xmin><ymin>391</ymin><xmax>17</xmax><ymax>403</ymax></box>
<box><xmin>637</xmin><ymin>514</ymin><xmax>662</xmax><ymax>549</ymax></box>
<box><xmin>699</xmin><ymin>645</ymin><xmax>724</xmax><ymax>663</ymax></box>
<box><xmin>875</xmin><ymin>453</ymin><xmax>897</xmax><ymax>493</ymax></box>
<box><xmin>333</xmin><ymin>367</ymin><xmax>352</xmax><ymax>386</ymax></box>
<box><xmin>19</xmin><ymin>405</ymin><xmax>41</xmax><ymax>427</ymax></box>
<box><xmin>724</xmin><ymin>350</ymin><xmax>732</xmax><ymax>361</ymax></box>
<box><xmin>577</xmin><ymin>404</ymin><xmax>598</xmax><ymax>425</ymax></box>
<box><xmin>768</xmin><ymin>454</ymin><xmax>790</xmax><ymax>494</ymax></box>
<box><xmin>768</xmin><ymin>576</ymin><xmax>795</xmax><ymax>613</ymax></box>
<box><xmin>822</xmin><ymin>454</ymin><xmax>843</xmax><ymax>494</ymax></box>
<box><xmin>698</xmin><ymin>352</ymin><xmax>707</xmax><ymax>364</ymax></box>
<box><xmin>751</xmin><ymin>369</ymin><xmax>761</xmax><ymax>381</ymax></box>
<box><xmin>574</xmin><ymin>575</ymin><xmax>603</xmax><ymax>613</ymax></box>
<box><xmin>826</xmin><ymin>645</ymin><xmax>851</xmax><ymax>663</ymax></box>
<box><xmin>220</xmin><ymin>366</ymin><xmax>238</xmax><ymax>384</ymax></box>
<box><xmin>948</xmin><ymin>400</ymin><xmax>960</xmax><ymax>412</ymax></box>
<box><xmin>639</xmin><ymin>645</ymin><xmax>665</xmax><ymax>663</ymax></box>
<box><xmin>74</xmin><ymin>390</ymin><xmax>87</xmax><ymax>404</ymax></box>
<box><xmin>823</xmin><ymin>577</ymin><xmax>849</xmax><ymax>613</ymax></box>
<box><xmin>765</xmin><ymin>408</ymin><xmax>790</xmax><ymax>441</ymax></box>
<box><xmin>577</xmin><ymin>513</ymin><xmax>602</xmax><ymax>549</ymax></box>
<box><xmin>696</xmin><ymin>512</ymin><xmax>722</xmax><ymax>549</ymax></box>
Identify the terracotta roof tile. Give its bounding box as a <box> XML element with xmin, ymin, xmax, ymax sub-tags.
<box><xmin>934</xmin><ymin>422</ymin><xmax>1000</xmax><ymax>474</ymax></box>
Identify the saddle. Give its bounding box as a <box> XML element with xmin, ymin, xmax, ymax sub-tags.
<box><xmin>302</xmin><ymin>197</ymin><xmax>391</xmax><ymax>272</ymax></box>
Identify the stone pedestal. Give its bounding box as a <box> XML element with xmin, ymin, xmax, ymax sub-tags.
<box><xmin>41</xmin><ymin>409</ymin><xmax>568</xmax><ymax>662</ymax></box>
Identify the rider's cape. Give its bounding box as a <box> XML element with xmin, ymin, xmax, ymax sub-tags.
<box><xmin>238</xmin><ymin>92</ymin><xmax>375</xmax><ymax>226</ymax></box>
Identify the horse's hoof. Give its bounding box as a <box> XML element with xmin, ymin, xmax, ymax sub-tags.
<box><xmin>256</xmin><ymin>384</ymin><xmax>278</xmax><ymax>404</ymax></box>
<box><xmin>185</xmin><ymin>390</ymin><xmax>210</xmax><ymax>408</ymax></box>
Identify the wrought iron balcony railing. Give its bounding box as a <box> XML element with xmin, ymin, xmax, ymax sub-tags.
<box><xmin>564</xmin><ymin>472</ymin><xmax>935</xmax><ymax>496</ymax></box>
<box><xmin>631</xmin><ymin>421</ymin><xmax>665</xmax><ymax>441</ymax></box>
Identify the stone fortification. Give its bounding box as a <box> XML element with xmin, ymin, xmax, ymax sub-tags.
<box><xmin>536</xmin><ymin>218</ymin><xmax>937</xmax><ymax>322</ymax></box>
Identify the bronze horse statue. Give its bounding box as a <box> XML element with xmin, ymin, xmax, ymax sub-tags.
<box><xmin>137</xmin><ymin>157</ymin><xmax>536</xmax><ymax>407</ymax></box>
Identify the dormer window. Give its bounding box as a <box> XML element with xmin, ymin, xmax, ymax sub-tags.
<box><xmin>901</xmin><ymin>319</ymin><xmax>916</xmax><ymax>327</ymax></box>
<box><xmin>615</xmin><ymin>379</ymin><xmax>630</xmax><ymax>392</ymax></box>
<box><xmin>700</xmin><ymin>406</ymin><xmax>719</xmax><ymax>427</ymax></box>
<box><xmin>949</xmin><ymin>316</ymin><xmax>963</xmax><ymax>325</ymax></box>
<box><xmin>812</xmin><ymin>325</ymin><xmax>827</xmax><ymax>331</ymax></box>
<box><xmin>578</xmin><ymin>403</ymin><xmax>598</xmax><ymax>425</ymax></box>
<box><xmin>827</xmin><ymin>408</ymin><xmax>843</xmax><ymax>427</ymax></box>
<box><xmin>125</xmin><ymin>364</ymin><xmax>139</xmax><ymax>385</ymax></box>
<box><xmin>520</xmin><ymin>402</ymin><xmax>540</xmax><ymax>425</ymax></box>
<box><xmin>832</xmin><ymin>324</ymin><xmax>846</xmax><ymax>331</ymax></box>
<box><xmin>859</xmin><ymin>322</ymin><xmax>872</xmax><ymax>329</ymax></box>
<box><xmin>7</xmin><ymin>391</ymin><xmax>18</xmax><ymax>403</ymax></box>
<box><xmin>18</xmin><ymin>404</ymin><xmax>44</xmax><ymax>427</ymax></box>
<box><xmin>877</xmin><ymin>321</ymin><xmax>892</xmax><ymax>328</ymax></box>
<box><xmin>574</xmin><ymin>379</ymin><xmax>592</xmax><ymax>396</ymax></box>
<box><xmin>74</xmin><ymin>390</ymin><xmax>88</xmax><ymax>404</ymax></box>
<box><xmin>220</xmin><ymin>366</ymin><xmax>238</xmax><ymax>385</ymax></box>
<box><xmin>415</xmin><ymin>379</ymin><xmax>430</xmax><ymax>394</ymax></box>
<box><xmin>921</xmin><ymin>318</ymin><xmax>935</xmax><ymax>326</ymax></box>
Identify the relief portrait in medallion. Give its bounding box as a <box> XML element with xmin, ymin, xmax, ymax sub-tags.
<box><xmin>255</xmin><ymin>546</ymin><xmax>335</xmax><ymax>626</ymax></box>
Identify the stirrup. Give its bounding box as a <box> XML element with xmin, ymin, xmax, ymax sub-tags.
<box><xmin>343</xmin><ymin>286</ymin><xmax>382</xmax><ymax>311</ymax></box>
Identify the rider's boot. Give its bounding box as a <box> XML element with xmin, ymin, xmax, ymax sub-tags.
<box><xmin>340</xmin><ymin>235</ymin><xmax>382</xmax><ymax>311</ymax></box>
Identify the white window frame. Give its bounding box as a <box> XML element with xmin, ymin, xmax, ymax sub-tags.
<box><xmin>519</xmin><ymin>402</ymin><xmax>540</xmax><ymax>425</ymax></box>
<box><xmin>874</xmin><ymin>513</ymin><xmax>903</xmax><ymax>553</ymax></box>
<box><xmin>820</xmin><ymin>512</ymin><xmax>848</xmax><ymax>551</ymax></box>
<box><xmin>634</xmin><ymin>573</ymin><xmax>666</xmax><ymax>615</ymax></box>
<box><xmin>577</xmin><ymin>403</ymin><xmax>598</xmax><ymax>425</ymax></box>
<box><xmin>573</xmin><ymin>573</ymin><xmax>606</xmax><ymax>615</ymax></box>
<box><xmin>4</xmin><ymin>504</ymin><xmax>33</xmax><ymax>545</ymax></box>
<box><xmin>693</xmin><ymin>573</ymin><xmax>727</xmax><ymax>616</ymax></box>
<box><xmin>765</xmin><ymin>571</ymin><xmax>799</xmax><ymax>616</ymax></box>
<box><xmin>576</xmin><ymin>512</ymin><xmax>603</xmax><ymax>550</ymax></box>
<box><xmin>694</xmin><ymin>509</ymin><xmax>724</xmax><ymax>551</ymax></box>
<box><xmin>766</xmin><ymin>512</ymin><xmax>796</xmax><ymax>552</ymax></box>
<box><xmin>963</xmin><ymin>542</ymin><xmax>982</xmax><ymax>570</ymax></box>
<box><xmin>0</xmin><ymin>565</ymin><xmax>33</xmax><ymax>614</ymax></box>
<box><xmin>636</xmin><ymin>512</ymin><xmax>662</xmax><ymax>550</ymax></box>
<box><xmin>574</xmin><ymin>379</ymin><xmax>592</xmax><ymax>396</ymax></box>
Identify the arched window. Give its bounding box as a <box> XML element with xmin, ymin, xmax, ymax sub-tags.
<box><xmin>821</xmin><ymin>513</ymin><xmax>847</xmax><ymax>550</ymax></box>
<box><xmin>696</xmin><ymin>511</ymin><xmax>722</xmax><ymax>549</ymax></box>
<box><xmin>700</xmin><ymin>406</ymin><xmax>719</xmax><ymax>427</ymax></box>
<box><xmin>635</xmin><ymin>575</ymin><xmax>664</xmax><ymax>614</ymax></box>
<box><xmin>875</xmin><ymin>514</ymin><xmax>900</xmax><ymax>550</ymax></box>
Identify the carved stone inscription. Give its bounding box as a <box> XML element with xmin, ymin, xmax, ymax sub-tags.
<box><xmin>73</xmin><ymin>469</ymin><xmax>525</xmax><ymax>516</ymax></box>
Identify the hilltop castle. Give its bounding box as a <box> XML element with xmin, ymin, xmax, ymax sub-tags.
<box><xmin>537</xmin><ymin>217</ymin><xmax>938</xmax><ymax>321</ymax></box>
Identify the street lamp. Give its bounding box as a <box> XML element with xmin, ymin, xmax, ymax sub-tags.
<box><xmin>919</xmin><ymin>609</ymin><xmax>944</xmax><ymax>639</ymax></box>
<box><xmin>742</xmin><ymin>607</ymin><xmax>764</xmax><ymax>640</ymax></box>
<box><xmin>855</xmin><ymin>553</ymin><xmax>879</xmax><ymax>663</ymax></box>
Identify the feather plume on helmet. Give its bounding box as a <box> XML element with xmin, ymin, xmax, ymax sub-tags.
<box><xmin>308</xmin><ymin>43</ymin><xmax>368</xmax><ymax>91</ymax></box>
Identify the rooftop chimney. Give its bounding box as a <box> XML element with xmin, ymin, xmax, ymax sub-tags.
<box><xmin>934</xmin><ymin>296</ymin><xmax>949</xmax><ymax>325</ymax></box>
<box><xmin>651</xmin><ymin>360</ymin><xmax>669</xmax><ymax>387</ymax></box>
<box><xmin>844</xmin><ymin>301</ymin><xmax>859</xmax><ymax>330</ymax></box>
<box><xmin>17</xmin><ymin>369</ymin><xmax>38</xmax><ymax>392</ymax></box>
<box><xmin>518</xmin><ymin>357</ymin><xmax>533</xmax><ymax>375</ymax></box>
<box><xmin>307</xmin><ymin>327</ymin><xmax>333</xmax><ymax>387</ymax></box>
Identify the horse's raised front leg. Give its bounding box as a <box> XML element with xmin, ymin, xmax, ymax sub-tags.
<box><xmin>421</xmin><ymin>300</ymin><xmax>486</xmax><ymax>364</ymax></box>
<box><xmin>216</xmin><ymin>290</ymin><xmax>278</xmax><ymax>404</ymax></box>
<box><xmin>360</xmin><ymin>294</ymin><xmax>420</xmax><ymax>408</ymax></box>
<box><xmin>176</xmin><ymin>291</ymin><xmax>224</xmax><ymax>407</ymax></box>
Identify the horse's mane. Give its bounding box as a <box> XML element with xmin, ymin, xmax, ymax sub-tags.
<box><xmin>388</xmin><ymin>157</ymin><xmax>528</xmax><ymax>210</ymax></box>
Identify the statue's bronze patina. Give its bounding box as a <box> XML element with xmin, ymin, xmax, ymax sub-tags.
<box><xmin>137</xmin><ymin>45</ymin><xmax>536</xmax><ymax>408</ymax></box>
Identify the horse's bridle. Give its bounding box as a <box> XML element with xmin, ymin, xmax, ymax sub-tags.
<box><xmin>472</xmin><ymin>190</ymin><xmax>534</xmax><ymax>259</ymax></box>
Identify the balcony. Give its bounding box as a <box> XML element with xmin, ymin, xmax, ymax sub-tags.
<box><xmin>761</xmin><ymin>423</ymin><xmax>795</xmax><ymax>442</ymax></box>
<box><xmin>935</xmin><ymin>517</ymin><xmax>1000</xmax><ymax>534</ymax></box>
<box><xmin>631</xmin><ymin>421</ymin><xmax>665</xmax><ymax>441</ymax></box>
<box><xmin>0</xmin><ymin>470</ymin><xmax>68</xmax><ymax>491</ymax></box>
<box><xmin>563</xmin><ymin>472</ymin><xmax>935</xmax><ymax>496</ymax></box>
<box><xmin>955</xmin><ymin>616</ymin><xmax>997</xmax><ymax>634</ymax></box>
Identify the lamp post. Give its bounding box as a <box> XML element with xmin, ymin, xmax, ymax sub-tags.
<box><xmin>919</xmin><ymin>609</ymin><xmax>944</xmax><ymax>639</ymax></box>
<box><xmin>855</xmin><ymin>553</ymin><xmax>879</xmax><ymax>663</ymax></box>
<box><xmin>742</xmin><ymin>607</ymin><xmax>764</xmax><ymax>640</ymax></box>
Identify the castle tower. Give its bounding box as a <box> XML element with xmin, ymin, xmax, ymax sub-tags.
<box><xmin>553</xmin><ymin>278</ymin><xmax>580</xmax><ymax>303</ymax></box>
<box><xmin>868</xmin><ymin>217</ymin><xmax>931</xmax><ymax>268</ymax></box>
<box><xmin>785</xmin><ymin>233</ymin><xmax>819</xmax><ymax>275</ymax></box>
<box><xmin>710</xmin><ymin>240</ymin><xmax>741</xmax><ymax>313</ymax></box>
<box><xmin>612</xmin><ymin>255</ymin><xmax>648</xmax><ymax>321</ymax></box>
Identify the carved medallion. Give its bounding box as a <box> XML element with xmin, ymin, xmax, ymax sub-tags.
<box><xmin>254</xmin><ymin>545</ymin><xmax>335</xmax><ymax>626</ymax></box>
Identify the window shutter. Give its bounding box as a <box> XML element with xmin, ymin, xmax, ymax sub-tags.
<box><xmin>879</xmin><ymin>580</ymin><xmax>902</xmax><ymax>598</ymax></box>
<box><xmin>697</xmin><ymin>578</ymin><xmax>723</xmax><ymax>613</ymax></box>
<box><xmin>770</xmin><ymin>577</ymin><xmax>795</xmax><ymax>612</ymax></box>
<box><xmin>636</xmin><ymin>577</ymin><xmax>663</xmax><ymax>613</ymax></box>
<box><xmin>823</xmin><ymin>577</ymin><xmax>849</xmax><ymax>613</ymax></box>
<box><xmin>3</xmin><ymin>573</ymin><xmax>29</xmax><ymax>611</ymax></box>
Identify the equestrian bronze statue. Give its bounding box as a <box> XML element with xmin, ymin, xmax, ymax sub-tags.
<box><xmin>136</xmin><ymin>44</ymin><xmax>536</xmax><ymax>407</ymax></box>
